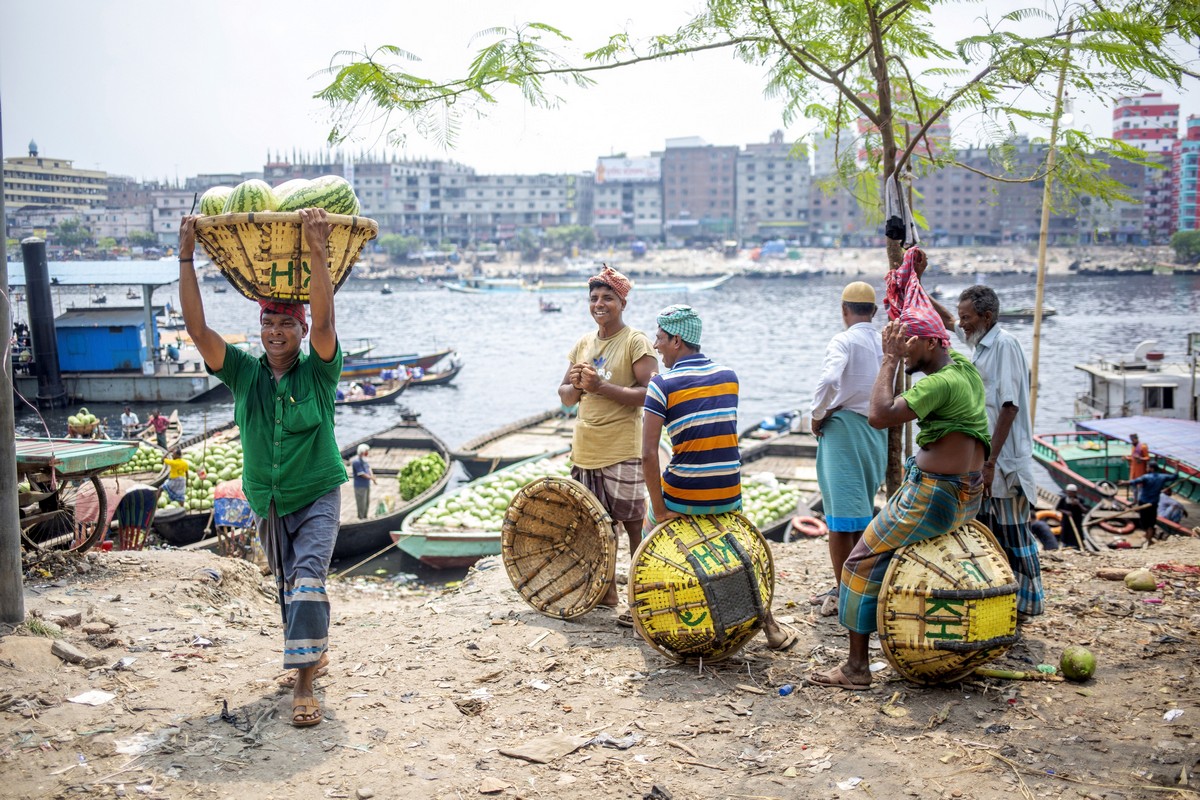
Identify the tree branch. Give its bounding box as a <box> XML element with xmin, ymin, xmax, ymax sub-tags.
<box><xmin>953</xmin><ymin>160</ymin><xmax>1053</xmax><ymax>183</ymax></box>
<box><xmin>897</xmin><ymin>61</ymin><xmax>997</xmax><ymax>169</ymax></box>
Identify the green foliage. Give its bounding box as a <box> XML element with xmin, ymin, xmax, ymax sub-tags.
<box><xmin>97</xmin><ymin>236</ymin><xmax>118</xmax><ymax>250</ymax></box>
<box><xmin>54</xmin><ymin>218</ymin><xmax>90</xmax><ymax>248</ymax></box>
<box><xmin>513</xmin><ymin>228</ymin><xmax>540</xmax><ymax>262</ymax></box>
<box><xmin>378</xmin><ymin>233</ymin><xmax>421</xmax><ymax>261</ymax></box>
<box><xmin>542</xmin><ymin>225</ymin><xmax>595</xmax><ymax>253</ymax></box>
<box><xmin>1170</xmin><ymin>231</ymin><xmax>1200</xmax><ymax>265</ymax></box>
<box><xmin>127</xmin><ymin>230</ymin><xmax>158</xmax><ymax>248</ymax></box>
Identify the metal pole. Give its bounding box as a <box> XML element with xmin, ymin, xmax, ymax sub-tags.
<box><xmin>1030</xmin><ymin>28</ymin><xmax>1073</xmax><ymax>429</ymax></box>
<box><xmin>0</xmin><ymin>91</ymin><xmax>27</xmax><ymax>624</ymax></box>
<box><xmin>21</xmin><ymin>238</ymin><xmax>67</xmax><ymax>408</ymax></box>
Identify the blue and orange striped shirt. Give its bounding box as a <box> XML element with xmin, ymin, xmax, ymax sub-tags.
<box><xmin>643</xmin><ymin>354</ymin><xmax>741</xmax><ymax>515</ymax></box>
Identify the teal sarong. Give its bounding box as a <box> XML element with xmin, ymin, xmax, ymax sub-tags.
<box><xmin>815</xmin><ymin>410</ymin><xmax>886</xmax><ymax>532</ymax></box>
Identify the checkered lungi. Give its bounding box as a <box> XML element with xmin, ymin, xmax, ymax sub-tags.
<box><xmin>572</xmin><ymin>458</ymin><xmax>646</xmax><ymax>524</ymax></box>
<box><xmin>978</xmin><ymin>494</ymin><xmax>1044</xmax><ymax>617</ymax></box>
<box><xmin>839</xmin><ymin>458</ymin><xmax>984</xmax><ymax>634</ymax></box>
<box><xmin>261</xmin><ymin>489</ymin><xmax>340</xmax><ymax>670</ymax></box>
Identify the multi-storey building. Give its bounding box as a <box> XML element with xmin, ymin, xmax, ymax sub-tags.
<box><xmin>84</xmin><ymin>207</ymin><xmax>154</xmax><ymax>242</ymax></box>
<box><xmin>3</xmin><ymin>141</ymin><xmax>107</xmax><ymax>209</ymax></box>
<box><xmin>151</xmin><ymin>189</ymin><xmax>195</xmax><ymax>245</ymax></box>
<box><xmin>658</xmin><ymin>138</ymin><xmax>737</xmax><ymax>243</ymax></box>
<box><xmin>915</xmin><ymin>147</ymin><xmax>1000</xmax><ymax>246</ymax></box>
<box><xmin>105</xmin><ymin>176</ymin><xmax>162</xmax><ymax>209</ymax></box>
<box><xmin>1172</xmin><ymin>116</ymin><xmax>1200</xmax><ymax>232</ymax></box>
<box><xmin>592</xmin><ymin>157</ymin><xmax>663</xmax><ymax>243</ymax></box>
<box><xmin>1113</xmin><ymin>93</ymin><xmax>1179</xmax><ymax>243</ymax></box>
<box><xmin>736</xmin><ymin>130</ymin><xmax>811</xmax><ymax>242</ymax></box>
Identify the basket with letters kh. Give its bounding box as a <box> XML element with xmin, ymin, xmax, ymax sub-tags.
<box><xmin>501</xmin><ymin>477</ymin><xmax>617</xmax><ymax>620</ymax></box>
<box><xmin>630</xmin><ymin>512</ymin><xmax>774</xmax><ymax>663</ymax></box>
<box><xmin>194</xmin><ymin>212</ymin><xmax>378</xmax><ymax>302</ymax></box>
<box><xmin>877</xmin><ymin>518</ymin><xmax>1018</xmax><ymax>685</ymax></box>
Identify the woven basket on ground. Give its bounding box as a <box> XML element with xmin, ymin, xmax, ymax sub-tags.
<box><xmin>877</xmin><ymin>518</ymin><xmax>1018</xmax><ymax>685</ymax></box>
<box><xmin>501</xmin><ymin>476</ymin><xmax>616</xmax><ymax>620</ymax></box>
<box><xmin>630</xmin><ymin>512</ymin><xmax>774</xmax><ymax>663</ymax></box>
<box><xmin>194</xmin><ymin>212</ymin><xmax>378</xmax><ymax>302</ymax></box>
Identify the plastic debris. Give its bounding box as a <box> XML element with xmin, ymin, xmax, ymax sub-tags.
<box><xmin>67</xmin><ymin>690</ymin><xmax>115</xmax><ymax>706</ymax></box>
<box><xmin>1164</xmin><ymin>709</ymin><xmax>1184</xmax><ymax>722</ymax></box>
<box><xmin>778</xmin><ymin>684</ymin><xmax>795</xmax><ymax>696</ymax></box>
<box><xmin>837</xmin><ymin>777</ymin><xmax>863</xmax><ymax>790</ymax></box>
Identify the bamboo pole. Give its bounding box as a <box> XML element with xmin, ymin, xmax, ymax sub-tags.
<box><xmin>1030</xmin><ymin>29</ymin><xmax>1073</xmax><ymax>429</ymax></box>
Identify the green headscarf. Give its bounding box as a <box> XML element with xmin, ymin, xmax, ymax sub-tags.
<box><xmin>657</xmin><ymin>304</ymin><xmax>702</xmax><ymax>347</ymax></box>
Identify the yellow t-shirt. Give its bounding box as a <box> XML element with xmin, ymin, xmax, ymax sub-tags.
<box><xmin>567</xmin><ymin>325</ymin><xmax>656</xmax><ymax>469</ymax></box>
<box><xmin>163</xmin><ymin>457</ymin><xmax>189</xmax><ymax>479</ymax></box>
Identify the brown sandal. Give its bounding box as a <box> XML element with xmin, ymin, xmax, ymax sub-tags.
<box><xmin>292</xmin><ymin>698</ymin><xmax>322</xmax><ymax>727</ymax></box>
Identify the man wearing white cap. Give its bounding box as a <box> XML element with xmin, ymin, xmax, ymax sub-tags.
<box><xmin>808</xmin><ymin>282</ymin><xmax>887</xmax><ymax>617</ymax></box>
<box><xmin>1055</xmin><ymin>483</ymin><xmax>1086</xmax><ymax>550</ymax></box>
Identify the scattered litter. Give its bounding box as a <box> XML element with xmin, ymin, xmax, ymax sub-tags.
<box><xmin>837</xmin><ymin>777</ymin><xmax>863</xmax><ymax>791</ymax></box>
<box><xmin>1164</xmin><ymin>709</ymin><xmax>1184</xmax><ymax>722</ymax></box>
<box><xmin>985</xmin><ymin>723</ymin><xmax>1011</xmax><ymax>735</ymax></box>
<box><xmin>527</xmin><ymin>679</ymin><xmax>552</xmax><ymax>691</ymax></box>
<box><xmin>869</xmin><ymin>661</ymin><xmax>888</xmax><ymax>673</ymax></box>
<box><xmin>111</xmin><ymin>657</ymin><xmax>138</xmax><ymax>671</ymax></box>
<box><xmin>778</xmin><ymin>684</ymin><xmax>795</xmax><ymax>697</ymax></box>
<box><xmin>587</xmin><ymin>731</ymin><xmax>641</xmax><ymax>750</ymax></box>
<box><xmin>114</xmin><ymin>728</ymin><xmax>179</xmax><ymax>755</ymax></box>
<box><xmin>67</xmin><ymin>690</ymin><xmax>115</xmax><ymax>706</ymax></box>
<box><xmin>190</xmin><ymin>637</ymin><xmax>213</xmax><ymax>648</ymax></box>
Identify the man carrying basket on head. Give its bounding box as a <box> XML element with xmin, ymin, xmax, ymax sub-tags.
<box><xmin>178</xmin><ymin>209</ymin><xmax>346</xmax><ymax>728</ymax></box>
<box><xmin>809</xmin><ymin>248</ymin><xmax>990</xmax><ymax>691</ymax></box>
<box><xmin>559</xmin><ymin>265</ymin><xmax>657</xmax><ymax>625</ymax></box>
<box><xmin>641</xmin><ymin>305</ymin><xmax>797</xmax><ymax>651</ymax></box>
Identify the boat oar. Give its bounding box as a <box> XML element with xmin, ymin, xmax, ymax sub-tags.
<box><xmin>328</xmin><ymin>532</ymin><xmax>415</xmax><ymax>581</ymax></box>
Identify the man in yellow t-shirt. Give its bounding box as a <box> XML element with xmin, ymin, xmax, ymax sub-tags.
<box><xmin>559</xmin><ymin>265</ymin><xmax>657</xmax><ymax>618</ymax></box>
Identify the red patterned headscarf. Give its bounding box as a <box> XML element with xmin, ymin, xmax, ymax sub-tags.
<box><xmin>258</xmin><ymin>299</ymin><xmax>308</xmax><ymax>334</ymax></box>
<box><xmin>884</xmin><ymin>247</ymin><xmax>948</xmax><ymax>348</ymax></box>
<box><xmin>588</xmin><ymin>265</ymin><xmax>631</xmax><ymax>302</ymax></box>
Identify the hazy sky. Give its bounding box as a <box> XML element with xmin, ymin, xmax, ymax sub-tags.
<box><xmin>2</xmin><ymin>0</ymin><xmax>1196</xmax><ymax>181</ymax></box>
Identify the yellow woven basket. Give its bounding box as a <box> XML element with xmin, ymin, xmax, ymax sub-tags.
<box><xmin>630</xmin><ymin>512</ymin><xmax>774</xmax><ymax>663</ymax></box>
<box><xmin>501</xmin><ymin>476</ymin><xmax>617</xmax><ymax>620</ymax></box>
<box><xmin>194</xmin><ymin>212</ymin><xmax>378</xmax><ymax>302</ymax></box>
<box><xmin>877</xmin><ymin>518</ymin><xmax>1018</xmax><ymax>685</ymax></box>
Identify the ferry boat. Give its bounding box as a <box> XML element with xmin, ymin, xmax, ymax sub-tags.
<box><xmin>1074</xmin><ymin>336</ymin><xmax>1200</xmax><ymax>421</ymax></box>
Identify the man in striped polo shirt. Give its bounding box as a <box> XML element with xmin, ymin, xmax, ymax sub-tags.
<box><xmin>641</xmin><ymin>305</ymin><xmax>797</xmax><ymax>651</ymax></box>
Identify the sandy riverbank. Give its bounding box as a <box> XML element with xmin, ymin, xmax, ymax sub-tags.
<box><xmin>2</xmin><ymin>532</ymin><xmax>1198</xmax><ymax>800</ymax></box>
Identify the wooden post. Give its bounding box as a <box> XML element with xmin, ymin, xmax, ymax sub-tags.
<box><xmin>0</xmin><ymin>92</ymin><xmax>27</xmax><ymax>624</ymax></box>
<box><xmin>1030</xmin><ymin>29</ymin><xmax>1073</xmax><ymax>429</ymax></box>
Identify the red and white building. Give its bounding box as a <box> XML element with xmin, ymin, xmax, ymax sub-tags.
<box><xmin>1113</xmin><ymin>93</ymin><xmax>1179</xmax><ymax>243</ymax></box>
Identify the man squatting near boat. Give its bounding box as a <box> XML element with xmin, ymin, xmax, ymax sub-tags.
<box><xmin>809</xmin><ymin>282</ymin><xmax>887</xmax><ymax>619</ymax></box>
<box><xmin>559</xmin><ymin>266</ymin><xmax>657</xmax><ymax>623</ymax></box>
<box><xmin>640</xmin><ymin>304</ymin><xmax>797</xmax><ymax>651</ymax></box>
<box><xmin>809</xmin><ymin>247</ymin><xmax>990</xmax><ymax>691</ymax></box>
<box><xmin>179</xmin><ymin>209</ymin><xmax>346</xmax><ymax>727</ymax></box>
<box><xmin>948</xmin><ymin>285</ymin><xmax>1044</xmax><ymax>621</ymax></box>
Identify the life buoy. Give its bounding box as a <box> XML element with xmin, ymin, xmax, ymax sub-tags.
<box><xmin>791</xmin><ymin>515</ymin><xmax>828</xmax><ymax>538</ymax></box>
<box><xmin>1035</xmin><ymin>510</ymin><xmax>1061</xmax><ymax>524</ymax></box>
<box><xmin>1035</xmin><ymin>509</ymin><xmax>1063</xmax><ymax>536</ymax></box>
<box><xmin>1098</xmin><ymin>519</ymin><xmax>1136</xmax><ymax>535</ymax></box>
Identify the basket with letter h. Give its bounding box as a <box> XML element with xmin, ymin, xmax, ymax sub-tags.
<box><xmin>502</xmin><ymin>477</ymin><xmax>617</xmax><ymax>620</ymax></box>
<box><xmin>194</xmin><ymin>212</ymin><xmax>378</xmax><ymax>302</ymax></box>
<box><xmin>630</xmin><ymin>512</ymin><xmax>774</xmax><ymax>663</ymax></box>
<box><xmin>877</xmin><ymin>518</ymin><xmax>1019</xmax><ymax>684</ymax></box>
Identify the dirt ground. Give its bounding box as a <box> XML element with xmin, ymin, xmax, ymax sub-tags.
<box><xmin>2</xmin><ymin>533</ymin><xmax>1198</xmax><ymax>800</ymax></box>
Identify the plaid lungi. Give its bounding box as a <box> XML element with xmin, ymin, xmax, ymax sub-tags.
<box><xmin>261</xmin><ymin>489</ymin><xmax>340</xmax><ymax>669</ymax></box>
<box><xmin>977</xmin><ymin>494</ymin><xmax>1044</xmax><ymax>617</ymax></box>
<box><xmin>839</xmin><ymin>458</ymin><xmax>984</xmax><ymax>634</ymax></box>
<box><xmin>572</xmin><ymin>458</ymin><xmax>646</xmax><ymax>524</ymax></box>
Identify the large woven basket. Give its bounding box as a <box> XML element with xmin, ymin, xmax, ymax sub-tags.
<box><xmin>501</xmin><ymin>476</ymin><xmax>617</xmax><ymax>620</ymax></box>
<box><xmin>630</xmin><ymin>513</ymin><xmax>773</xmax><ymax>663</ymax></box>
<box><xmin>194</xmin><ymin>212</ymin><xmax>378</xmax><ymax>302</ymax></box>
<box><xmin>877</xmin><ymin>518</ymin><xmax>1018</xmax><ymax>685</ymax></box>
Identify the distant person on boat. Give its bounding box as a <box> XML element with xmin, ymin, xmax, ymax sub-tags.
<box><xmin>642</xmin><ymin>304</ymin><xmax>797</xmax><ymax>651</ymax></box>
<box><xmin>178</xmin><ymin>208</ymin><xmax>346</xmax><ymax>728</ymax></box>
<box><xmin>348</xmin><ymin>382</ymin><xmax>364</xmax><ymax>400</ymax></box>
<box><xmin>810</xmin><ymin>247</ymin><xmax>989</xmax><ymax>691</ymax></box>
<box><xmin>957</xmin><ymin>284</ymin><xmax>1044</xmax><ymax>622</ymax></box>
<box><xmin>361</xmin><ymin>381</ymin><xmax>376</xmax><ymax>397</ymax></box>
<box><xmin>147</xmin><ymin>409</ymin><xmax>169</xmax><ymax>449</ymax></box>
<box><xmin>1054</xmin><ymin>484</ymin><xmax>1087</xmax><ymax>550</ymax></box>
<box><xmin>350</xmin><ymin>444</ymin><xmax>377</xmax><ymax>520</ymax></box>
<box><xmin>120</xmin><ymin>405</ymin><xmax>140</xmax><ymax>438</ymax></box>
<box><xmin>1119</xmin><ymin>463</ymin><xmax>1179</xmax><ymax>545</ymax></box>
<box><xmin>559</xmin><ymin>264</ymin><xmax>657</xmax><ymax>622</ymax></box>
<box><xmin>808</xmin><ymin>281</ymin><xmax>887</xmax><ymax>618</ymax></box>
<box><xmin>1127</xmin><ymin>433</ymin><xmax>1151</xmax><ymax>481</ymax></box>
<box><xmin>163</xmin><ymin>447</ymin><xmax>189</xmax><ymax>504</ymax></box>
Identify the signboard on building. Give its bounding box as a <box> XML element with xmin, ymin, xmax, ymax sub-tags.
<box><xmin>595</xmin><ymin>158</ymin><xmax>660</xmax><ymax>185</ymax></box>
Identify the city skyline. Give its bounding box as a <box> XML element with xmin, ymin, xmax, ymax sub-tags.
<box><xmin>3</xmin><ymin>0</ymin><xmax>1197</xmax><ymax>182</ymax></box>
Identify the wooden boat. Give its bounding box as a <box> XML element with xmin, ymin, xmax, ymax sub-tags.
<box><xmin>409</xmin><ymin>362</ymin><xmax>462</xmax><ymax>387</ymax></box>
<box><xmin>1033</xmin><ymin>419</ymin><xmax>1199</xmax><ymax>538</ymax></box>
<box><xmin>140</xmin><ymin>409</ymin><xmax>183</xmax><ymax>451</ymax></box>
<box><xmin>125</xmin><ymin>288</ymin><xmax>140</xmax><ymax>300</ymax></box>
<box><xmin>740</xmin><ymin>430</ymin><xmax>822</xmax><ymax>540</ymax></box>
<box><xmin>335</xmin><ymin>378</ymin><xmax>410</xmax><ymax>407</ymax></box>
<box><xmin>452</xmin><ymin>408</ymin><xmax>578</xmax><ymax>480</ymax></box>
<box><xmin>539</xmin><ymin>299</ymin><xmax>562</xmax><ymax>313</ymax></box>
<box><xmin>998</xmin><ymin>306</ymin><xmax>1056</xmax><ymax>323</ymax></box>
<box><xmin>380</xmin><ymin>284</ymin><xmax>394</xmax><ymax>295</ymax></box>
<box><xmin>333</xmin><ymin>415</ymin><xmax>455</xmax><ymax>560</ymax></box>
<box><xmin>340</xmin><ymin>347</ymin><xmax>456</xmax><ymax>380</ymax></box>
<box><xmin>396</xmin><ymin>449</ymin><xmax>571</xmax><ymax>568</ymax></box>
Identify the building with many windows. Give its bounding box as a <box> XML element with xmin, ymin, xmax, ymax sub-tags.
<box><xmin>659</xmin><ymin>138</ymin><xmax>737</xmax><ymax>243</ymax></box>
<box><xmin>1172</xmin><ymin>116</ymin><xmax>1200</xmax><ymax>233</ymax></box>
<box><xmin>3</xmin><ymin>141</ymin><xmax>107</xmax><ymax>209</ymax></box>
<box><xmin>736</xmin><ymin>131</ymin><xmax>811</xmax><ymax>242</ymax></box>
<box><xmin>592</xmin><ymin>156</ymin><xmax>662</xmax><ymax>243</ymax></box>
<box><xmin>1113</xmin><ymin>93</ymin><xmax>1179</xmax><ymax>243</ymax></box>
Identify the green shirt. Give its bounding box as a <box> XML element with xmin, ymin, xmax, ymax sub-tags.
<box><xmin>901</xmin><ymin>349</ymin><xmax>992</xmax><ymax>456</ymax></box>
<box><xmin>211</xmin><ymin>341</ymin><xmax>346</xmax><ymax>517</ymax></box>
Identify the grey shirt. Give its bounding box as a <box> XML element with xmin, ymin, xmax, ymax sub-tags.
<box><xmin>969</xmin><ymin>323</ymin><xmax>1037</xmax><ymax>502</ymax></box>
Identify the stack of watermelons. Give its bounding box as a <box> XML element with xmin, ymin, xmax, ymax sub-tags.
<box><xmin>198</xmin><ymin>176</ymin><xmax>361</xmax><ymax>217</ymax></box>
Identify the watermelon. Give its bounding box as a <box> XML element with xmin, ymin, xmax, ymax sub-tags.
<box><xmin>272</xmin><ymin>179</ymin><xmax>311</xmax><ymax>207</ymax></box>
<box><xmin>222</xmin><ymin>179</ymin><xmax>279</xmax><ymax>214</ymax></box>
<box><xmin>275</xmin><ymin>175</ymin><xmax>360</xmax><ymax>215</ymax></box>
<box><xmin>199</xmin><ymin>186</ymin><xmax>233</xmax><ymax>216</ymax></box>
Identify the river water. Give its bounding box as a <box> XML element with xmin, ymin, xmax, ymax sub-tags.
<box><xmin>12</xmin><ymin>266</ymin><xmax>1200</xmax><ymax>574</ymax></box>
